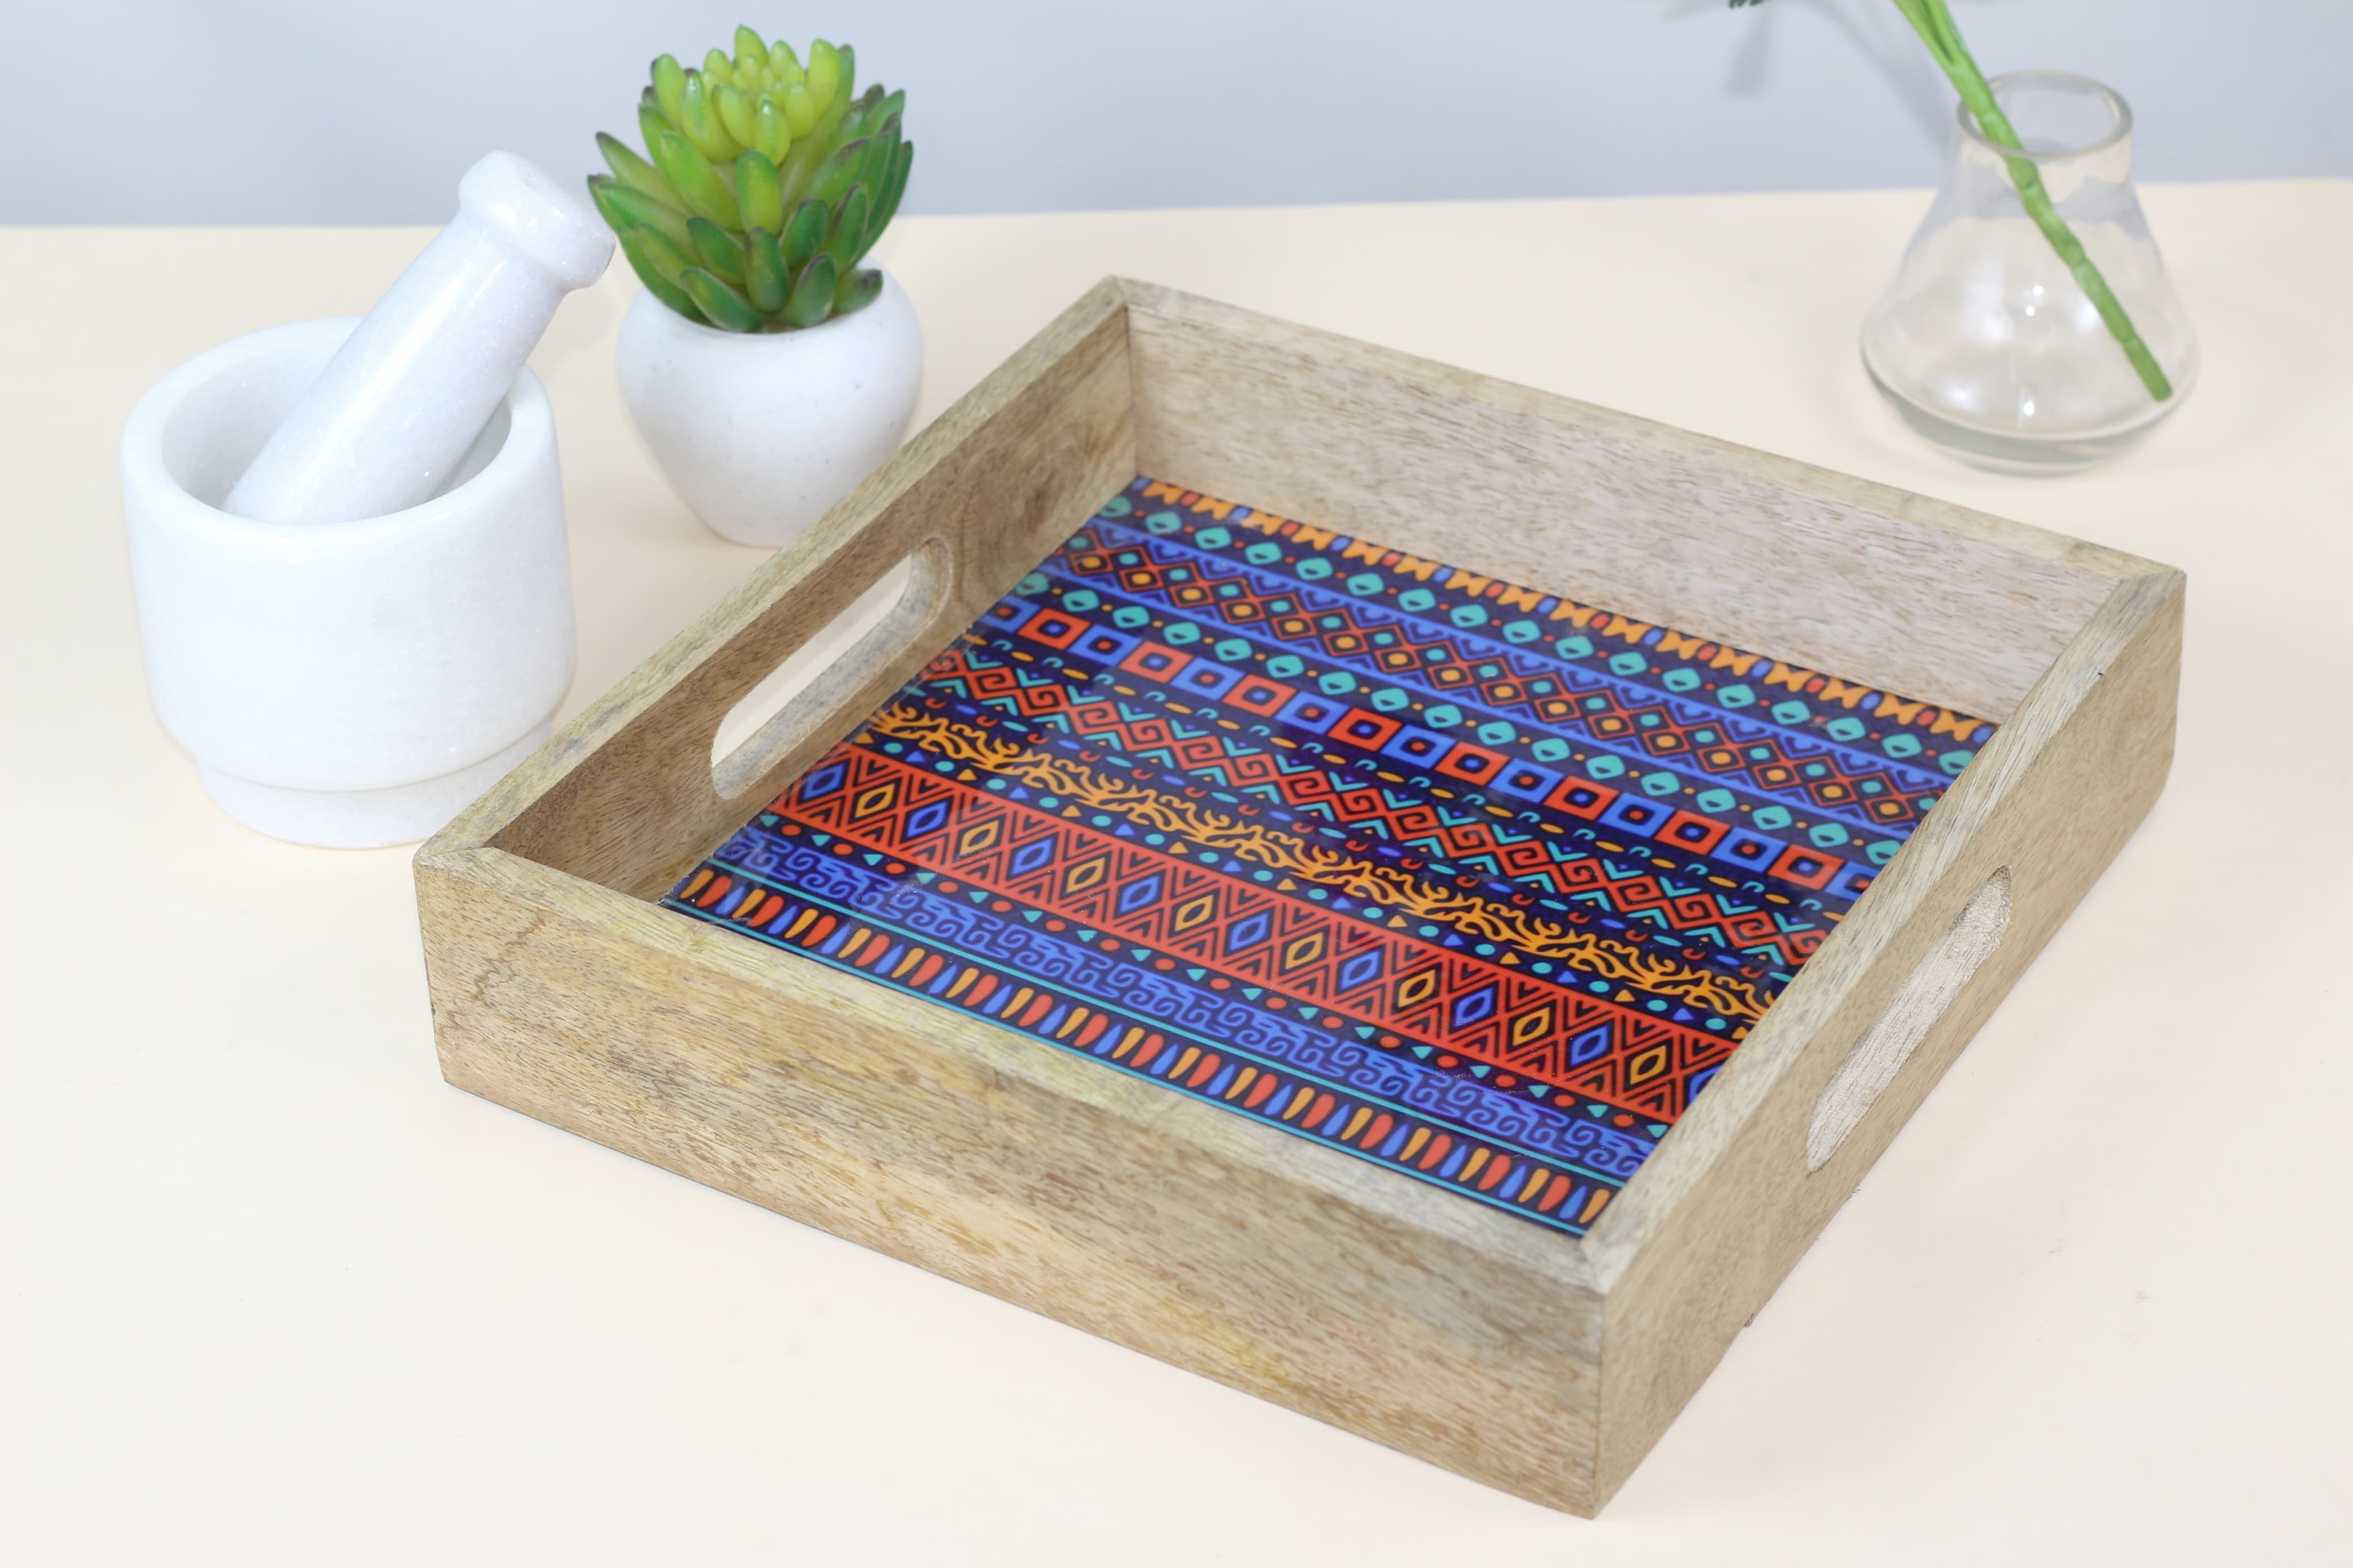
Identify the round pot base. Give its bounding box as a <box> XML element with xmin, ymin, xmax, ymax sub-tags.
<box><xmin>197</xmin><ymin>724</ymin><xmax>549</xmax><ymax>849</ymax></box>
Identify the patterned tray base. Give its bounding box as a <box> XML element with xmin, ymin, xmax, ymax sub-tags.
<box><xmin>666</xmin><ymin>478</ymin><xmax>1992</xmax><ymax>1235</ymax></box>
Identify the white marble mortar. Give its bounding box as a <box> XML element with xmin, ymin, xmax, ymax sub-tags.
<box><xmin>120</xmin><ymin>317</ymin><xmax>575</xmax><ymax>847</ymax></box>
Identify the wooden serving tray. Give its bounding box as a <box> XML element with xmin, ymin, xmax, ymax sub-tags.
<box><xmin>416</xmin><ymin>280</ymin><xmax>2181</xmax><ymax>1514</ymax></box>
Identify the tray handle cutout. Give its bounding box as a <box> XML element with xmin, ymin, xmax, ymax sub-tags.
<box><xmin>710</xmin><ymin>538</ymin><xmax>950</xmax><ymax>803</ymax></box>
<box><xmin>1807</xmin><ymin>866</ymin><xmax>2013</xmax><ymax>1172</ymax></box>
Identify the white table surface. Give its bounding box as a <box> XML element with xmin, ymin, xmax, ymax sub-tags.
<box><xmin>5</xmin><ymin>182</ymin><xmax>2349</xmax><ymax>1563</ymax></box>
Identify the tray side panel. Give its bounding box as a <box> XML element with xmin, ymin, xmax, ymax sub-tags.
<box><xmin>1587</xmin><ymin>569</ymin><xmax>2183</xmax><ymax>1509</ymax></box>
<box><xmin>1123</xmin><ymin>293</ymin><xmax>2121</xmax><ymax>724</ymax></box>
<box><xmin>467</xmin><ymin>287</ymin><xmax>1137</xmax><ymax>900</ymax></box>
<box><xmin>417</xmin><ymin>846</ymin><xmax>1610</xmax><ymax>1513</ymax></box>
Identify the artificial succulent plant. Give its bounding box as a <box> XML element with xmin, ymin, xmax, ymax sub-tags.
<box><xmin>589</xmin><ymin>27</ymin><xmax>911</xmax><ymax>332</ymax></box>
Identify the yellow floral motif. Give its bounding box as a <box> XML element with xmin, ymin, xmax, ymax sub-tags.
<box><xmin>870</xmin><ymin>704</ymin><xmax>1770</xmax><ymax>1022</ymax></box>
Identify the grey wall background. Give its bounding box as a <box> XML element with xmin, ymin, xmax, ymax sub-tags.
<box><xmin>5</xmin><ymin>1</ymin><xmax>2342</xmax><ymax>224</ymax></box>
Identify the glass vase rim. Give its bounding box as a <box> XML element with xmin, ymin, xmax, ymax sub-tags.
<box><xmin>1954</xmin><ymin>70</ymin><xmax>2134</xmax><ymax>164</ymax></box>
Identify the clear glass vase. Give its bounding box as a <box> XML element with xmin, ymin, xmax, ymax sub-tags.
<box><xmin>1861</xmin><ymin>71</ymin><xmax>2197</xmax><ymax>473</ymax></box>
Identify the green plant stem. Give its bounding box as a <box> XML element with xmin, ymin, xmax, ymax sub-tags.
<box><xmin>1895</xmin><ymin>0</ymin><xmax>2172</xmax><ymax>401</ymax></box>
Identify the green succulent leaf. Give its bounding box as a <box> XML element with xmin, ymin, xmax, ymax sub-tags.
<box><xmin>874</xmin><ymin>141</ymin><xmax>913</xmax><ymax>238</ymax></box>
<box><xmin>846</xmin><ymin>112</ymin><xmax>886</xmax><ymax>177</ymax></box>
<box><xmin>647</xmin><ymin>126</ymin><xmax>742</xmax><ymax>228</ymax></box>
<box><xmin>587</xmin><ymin>175</ymin><xmax>692</xmax><ymax>249</ymax></box>
<box><xmin>651</xmin><ymin>54</ymin><xmax>688</xmax><ymax>129</ymax></box>
<box><xmin>799</xmin><ymin>53</ymin><xmax>852</xmax><ymax>161</ymax></box>
<box><xmin>781</xmin><ymin>78</ymin><xmax>820</xmax><ymax>138</ymax></box>
<box><xmin>714</xmin><ymin>82</ymin><xmax>757</xmax><ymax>148</ymax></box>
<box><xmin>678</xmin><ymin>72</ymin><xmax>738</xmax><ymax>161</ymax></box>
<box><xmin>775</xmin><ymin>121</ymin><xmax>829</xmax><ymax>204</ymax></box>
<box><xmin>735</xmin><ymin>150</ymin><xmax>785</xmax><ymax>233</ymax></box>
<box><xmin>679</xmin><ymin>267</ymin><xmax>766</xmax><ymax>332</ymax></box>
<box><xmin>844</xmin><ymin>86</ymin><xmax>897</xmax><ymax>142</ymax></box>
<box><xmin>838</xmin><ymin>43</ymin><xmax>857</xmax><ymax>103</ymax></box>
<box><xmin>859</xmin><ymin>114</ymin><xmax>902</xmax><ymax>211</ymax></box>
<box><xmin>744</xmin><ymin>227</ymin><xmax>790</xmax><ymax>313</ymax></box>
<box><xmin>783</xmin><ymin>251</ymin><xmax>838</xmax><ymax>329</ymax></box>
<box><xmin>596</xmin><ymin>132</ymin><xmax>681</xmax><ymax>211</ymax></box>
<box><xmin>639</xmin><ymin>93</ymin><xmax>673</xmax><ymax>155</ymax></box>
<box><xmin>826</xmin><ymin>184</ymin><xmax>870</xmax><ymax>265</ymax></box>
<box><xmin>735</xmin><ymin>27</ymin><xmax>769</xmax><ymax>75</ymax></box>
<box><xmin>866</xmin><ymin>93</ymin><xmax>907</xmax><ymax>146</ymax></box>
<box><xmin>814</xmin><ymin>136</ymin><xmax>869</xmax><ymax>206</ymax></box>
<box><xmin>806</xmin><ymin>40</ymin><xmax>842</xmax><ymax>115</ymax></box>
<box><xmin>703</xmin><ymin>47</ymin><xmax>735</xmax><ymax>84</ymax></box>
<box><xmin>834</xmin><ymin>266</ymin><xmax>882</xmax><ymax>316</ymax></box>
<box><xmin>838</xmin><ymin>86</ymin><xmax>875</xmax><ymax>141</ymax></box>
<box><xmin>686</xmin><ymin>215</ymin><xmax>747</xmax><ymax>284</ymax></box>
<box><xmin>753</xmin><ymin>92</ymin><xmax>791</xmax><ymax>162</ymax></box>
<box><xmin>782</xmin><ymin>197</ymin><xmax>828</xmax><ymax>270</ymax></box>
<box><xmin>624</xmin><ymin>221</ymin><xmax>698</xmax><ymax>290</ymax></box>
<box><xmin>616</xmin><ymin>226</ymin><xmax>704</xmax><ymax>322</ymax></box>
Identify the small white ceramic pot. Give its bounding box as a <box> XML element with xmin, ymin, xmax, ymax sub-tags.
<box><xmin>616</xmin><ymin>268</ymin><xmax>922</xmax><ymax>548</ymax></box>
<box><xmin>120</xmin><ymin>317</ymin><xmax>575</xmax><ymax>848</ymax></box>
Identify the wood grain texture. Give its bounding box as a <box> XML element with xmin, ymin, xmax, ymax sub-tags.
<box><xmin>1122</xmin><ymin>280</ymin><xmax>2161</xmax><ymax>724</ymax></box>
<box><xmin>415</xmin><ymin>280</ymin><xmax>2183</xmax><ymax>1515</ymax></box>
<box><xmin>1807</xmin><ymin>867</ymin><xmax>2013</xmax><ymax>1173</ymax></box>
<box><xmin>418</xmin><ymin>843</ymin><xmax>1608</xmax><ymax>1511</ymax></box>
<box><xmin>1583</xmin><ymin>567</ymin><xmax>2182</xmax><ymax>1510</ymax></box>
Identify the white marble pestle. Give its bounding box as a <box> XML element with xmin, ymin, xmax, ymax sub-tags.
<box><xmin>222</xmin><ymin>151</ymin><xmax>613</xmax><ymax>525</ymax></box>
